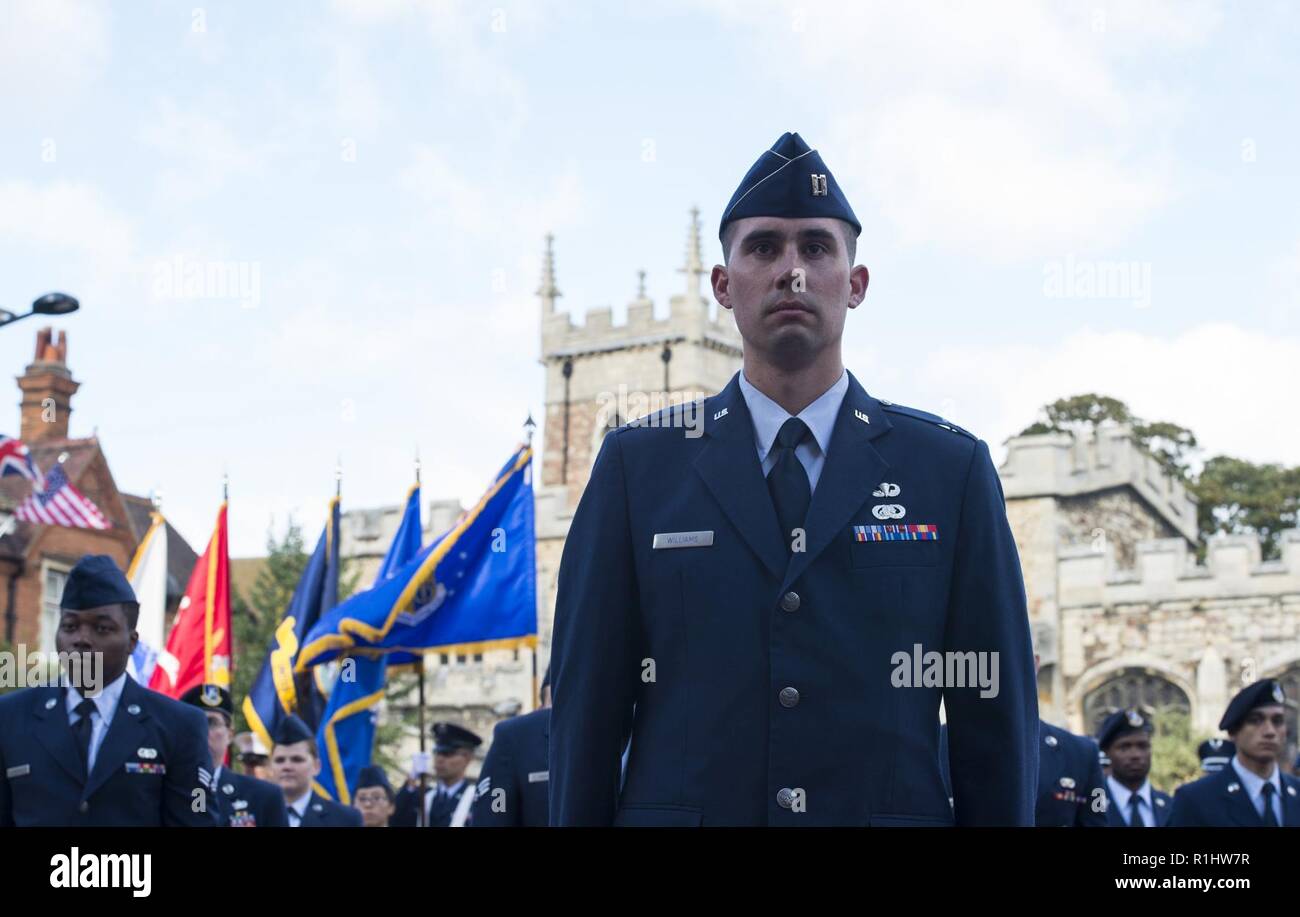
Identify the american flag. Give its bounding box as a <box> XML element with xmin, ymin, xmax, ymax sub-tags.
<box><xmin>0</xmin><ymin>434</ymin><xmax>40</xmax><ymax>483</ymax></box>
<box><xmin>15</xmin><ymin>463</ymin><xmax>110</xmax><ymax>529</ymax></box>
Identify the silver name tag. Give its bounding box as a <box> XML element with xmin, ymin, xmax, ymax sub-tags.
<box><xmin>652</xmin><ymin>530</ymin><xmax>714</xmax><ymax>550</ymax></box>
<box><xmin>6</xmin><ymin>764</ymin><xmax>31</xmax><ymax>778</ymax></box>
<box><xmin>527</xmin><ymin>770</ymin><xmax>549</xmax><ymax>783</ymax></box>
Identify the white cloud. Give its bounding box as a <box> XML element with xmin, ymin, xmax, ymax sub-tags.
<box><xmin>902</xmin><ymin>322</ymin><xmax>1300</xmax><ymax>466</ymax></box>
<box><xmin>137</xmin><ymin>97</ymin><xmax>265</xmax><ymax>206</ymax></box>
<box><xmin>704</xmin><ymin>0</ymin><xmax>1221</xmax><ymax>261</ymax></box>
<box><xmin>0</xmin><ymin>0</ymin><xmax>109</xmax><ymax>103</ymax></box>
<box><xmin>0</xmin><ymin>180</ymin><xmax>136</xmax><ymax>289</ymax></box>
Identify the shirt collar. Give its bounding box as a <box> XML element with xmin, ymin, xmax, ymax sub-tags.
<box><xmin>1107</xmin><ymin>775</ymin><xmax>1152</xmax><ymax>811</ymax></box>
<box><xmin>430</xmin><ymin>779</ymin><xmax>465</xmax><ymax>797</ymax></box>
<box><xmin>738</xmin><ymin>369</ymin><xmax>849</xmax><ymax>462</ymax></box>
<box><xmin>1230</xmin><ymin>755</ymin><xmax>1280</xmax><ymax>800</ymax></box>
<box><xmin>288</xmin><ymin>789</ymin><xmax>313</xmax><ymax>816</ymax></box>
<box><xmin>66</xmin><ymin>670</ymin><xmax>127</xmax><ymax>722</ymax></box>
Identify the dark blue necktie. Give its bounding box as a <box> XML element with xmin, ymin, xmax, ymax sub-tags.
<box><xmin>1127</xmin><ymin>794</ymin><xmax>1144</xmax><ymax>828</ymax></box>
<box><xmin>767</xmin><ymin>418</ymin><xmax>812</xmax><ymax>552</ymax></box>
<box><xmin>1261</xmin><ymin>783</ymin><xmax>1280</xmax><ymax>827</ymax></box>
<box><xmin>71</xmin><ymin>698</ymin><xmax>97</xmax><ymax>775</ymax></box>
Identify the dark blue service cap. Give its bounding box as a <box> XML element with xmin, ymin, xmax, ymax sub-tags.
<box><xmin>181</xmin><ymin>683</ymin><xmax>233</xmax><ymax>718</ymax></box>
<box><xmin>718</xmin><ymin>131</ymin><xmax>861</xmax><ymax>242</ymax></box>
<box><xmin>1096</xmin><ymin>708</ymin><xmax>1153</xmax><ymax>751</ymax></box>
<box><xmin>356</xmin><ymin>765</ymin><xmax>394</xmax><ymax>799</ymax></box>
<box><xmin>432</xmin><ymin>721</ymin><xmax>482</xmax><ymax>754</ymax></box>
<box><xmin>60</xmin><ymin>554</ymin><xmax>137</xmax><ymax>611</ymax></box>
<box><xmin>1197</xmin><ymin>738</ymin><xmax>1235</xmax><ymax>773</ymax></box>
<box><xmin>273</xmin><ymin>714</ymin><xmax>315</xmax><ymax>748</ymax></box>
<box><xmin>1220</xmin><ymin>679</ymin><xmax>1286</xmax><ymax>733</ymax></box>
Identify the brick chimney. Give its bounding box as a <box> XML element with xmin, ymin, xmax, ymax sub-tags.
<box><xmin>18</xmin><ymin>327</ymin><xmax>79</xmax><ymax>443</ymax></box>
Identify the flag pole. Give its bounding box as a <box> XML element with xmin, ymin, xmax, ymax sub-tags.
<box><xmin>414</xmin><ymin>449</ymin><xmax>428</xmax><ymax>827</ymax></box>
<box><xmin>524</xmin><ymin>414</ymin><xmax>539</xmax><ymax>710</ymax></box>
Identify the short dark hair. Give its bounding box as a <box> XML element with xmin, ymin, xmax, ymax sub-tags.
<box><xmin>721</xmin><ymin>219</ymin><xmax>857</xmax><ymax>267</ymax></box>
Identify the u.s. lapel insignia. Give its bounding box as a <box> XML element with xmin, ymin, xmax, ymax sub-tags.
<box><xmin>872</xmin><ymin>482</ymin><xmax>900</xmax><ymax>498</ymax></box>
<box><xmin>713</xmin><ymin>408</ymin><xmax>728</xmax><ymax>421</ymax></box>
<box><xmin>1044</xmin><ymin>735</ymin><xmax>1058</xmax><ymax>747</ymax></box>
<box><xmin>44</xmin><ymin>697</ymin><xmax>57</xmax><ymax>710</ymax></box>
<box><xmin>1288</xmin><ymin>786</ymin><xmax>1297</xmax><ymax>797</ymax></box>
<box><xmin>223</xmin><ymin>783</ymin><xmax>235</xmax><ymax>795</ymax></box>
<box><xmin>127</xmin><ymin>704</ymin><xmax>141</xmax><ymax>715</ymax></box>
<box><xmin>1227</xmin><ymin>783</ymin><xmax>1241</xmax><ymax>793</ymax></box>
<box><xmin>312</xmin><ymin>803</ymin><xmax>324</xmax><ymax>813</ymax></box>
<box><xmin>1155</xmin><ymin>797</ymin><xmax>1166</xmax><ymax>807</ymax></box>
<box><xmin>854</xmin><ymin>408</ymin><xmax>869</xmax><ymax>424</ymax></box>
<box><xmin>1059</xmin><ymin>777</ymin><xmax>1075</xmax><ymax>789</ymax></box>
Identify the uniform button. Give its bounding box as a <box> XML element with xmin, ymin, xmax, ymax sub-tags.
<box><xmin>79</xmin><ymin>801</ymin><xmax>89</xmax><ymax>814</ymax></box>
<box><xmin>777</xmin><ymin>788</ymin><xmax>795</xmax><ymax>809</ymax></box>
<box><xmin>779</xmin><ymin>687</ymin><xmax>800</xmax><ymax>708</ymax></box>
<box><xmin>780</xmin><ymin>591</ymin><xmax>800</xmax><ymax>613</ymax></box>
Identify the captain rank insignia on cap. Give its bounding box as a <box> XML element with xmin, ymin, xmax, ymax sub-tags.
<box><xmin>718</xmin><ymin>132</ymin><xmax>862</xmax><ymax>240</ymax></box>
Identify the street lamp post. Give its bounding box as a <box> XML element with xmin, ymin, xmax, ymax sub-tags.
<box><xmin>0</xmin><ymin>292</ymin><xmax>80</xmax><ymax>329</ymax></box>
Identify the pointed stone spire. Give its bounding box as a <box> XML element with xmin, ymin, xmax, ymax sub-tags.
<box><xmin>637</xmin><ymin>269</ymin><xmax>647</xmax><ymax>299</ymax></box>
<box><xmin>678</xmin><ymin>206</ymin><xmax>704</xmax><ymax>298</ymax></box>
<box><xmin>537</xmin><ymin>233</ymin><xmax>561</xmax><ymax>315</ymax></box>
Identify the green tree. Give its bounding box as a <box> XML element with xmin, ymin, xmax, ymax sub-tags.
<box><xmin>1190</xmin><ymin>457</ymin><xmax>1299</xmax><ymax>562</ymax></box>
<box><xmin>1149</xmin><ymin>706</ymin><xmax>1204</xmax><ymax>793</ymax></box>
<box><xmin>1018</xmin><ymin>393</ymin><xmax>1134</xmax><ymax>437</ymax></box>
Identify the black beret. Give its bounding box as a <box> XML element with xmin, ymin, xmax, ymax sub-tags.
<box><xmin>60</xmin><ymin>555</ymin><xmax>136</xmax><ymax>611</ymax></box>
<box><xmin>356</xmin><ymin>765</ymin><xmax>394</xmax><ymax>800</ymax></box>
<box><xmin>719</xmin><ymin>131</ymin><xmax>861</xmax><ymax>241</ymax></box>
<box><xmin>180</xmin><ymin>683</ymin><xmax>232</xmax><ymax>719</ymax></box>
<box><xmin>1197</xmin><ymin>738</ymin><xmax>1235</xmax><ymax>773</ymax></box>
<box><xmin>1096</xmin><ymin>708</ymin><xmax>1153</xmax><ymax>751</ymax></box>
<box><xmin>272</xmin><ymin>714</ymin><xmax>315</xmax><ymax>748</ymax></box>
<box><xmin>432</xmin><ymin>721</ymin><xmax>481</xmax><ymax>754</ymax></box>
<box><xmin>1220</xmin><ymin>679</ymin><xmax>1286</xmax><ymax>733</ymax></box>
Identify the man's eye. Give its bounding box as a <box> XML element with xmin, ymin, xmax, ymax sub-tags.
<box><xmin>752</xmin><ymin>243</ymin><xmax>772</xmax><ymax>255</ymax></box>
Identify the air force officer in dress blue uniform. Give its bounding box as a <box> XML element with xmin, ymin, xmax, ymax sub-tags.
<box><xmin>1169</xmin><ymin>680</ymin><xmax>1300</xmax><ymax>827</ymax></box>
<box><xmin>549</xmin><ymin>131</ymin><xmax>1038</xmax><ymax>827</ymax></box>
<box><xmin>0</xmin><ymin>555</ymin><xmax>218</xmax><ymax>827</ymax></box>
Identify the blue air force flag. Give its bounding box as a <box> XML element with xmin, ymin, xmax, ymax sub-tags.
<box><xmin>296</xmin><ymin>446</ymin><xmax>536</xmax><ymax>670</ymax></box>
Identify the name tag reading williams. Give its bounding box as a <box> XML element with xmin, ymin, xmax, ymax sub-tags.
<box><xmin>652</xmin><ymin>530</ymin><xmax>714</xmax><ymax>550</ymax></box>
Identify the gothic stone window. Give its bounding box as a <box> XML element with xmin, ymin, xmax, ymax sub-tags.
<box><xmin>1083</xmin><ymin>668</ymin><xmax>1190</xmax><ymax>735</ymax></box>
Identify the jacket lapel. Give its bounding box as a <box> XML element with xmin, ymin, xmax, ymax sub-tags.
<box><xmin>31</xmin><ymin>685</ymin><xmax>85</xmax><ymax>785</ymax></box>
<box><xmin>1282</xmin><ymin>776</ymin><xmax>1300</xmax><ymax>827</ymax></box>
<box><xmin>781</xmin><ymin>371</ymin><xmax>892</xmax><ymax>593</ymax></box>
<box><xmin>83</xmin><ymin>677</ymin><xmax>151</xmax><ymax>800</ymax></box>
<box><xmin>693</xmin><ymin>374</ymin><xmax>788</xmax><ymax>581</ymax></box>
<box><xmin>1220</xmin><ymin>766</ymin><xmax>1265</xmax><ymax>827</ymax></box>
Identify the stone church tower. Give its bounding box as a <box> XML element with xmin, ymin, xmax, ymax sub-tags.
<box><xmin>532</xmin><ymin>207</ymin><xmax>743</xmax><ymax>669</ymax></box>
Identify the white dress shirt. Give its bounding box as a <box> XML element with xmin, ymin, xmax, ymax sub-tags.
<box><xmin>1106</xmin><ymin>775</ymin><xmax>1154</xmax><ymax>826</ymax></box>
<box><xmin>66</xmin><ymin>671</ymin><xmax>127</xmax><ymax>774</ymax></box>
<box><xmin>286</xmin><ymin>789</ymin><xmax>312</xmax><ymax>826</ymax></box>
<box><xmin>737</xmin><ymin>369</ymin><xmax>849</xmax><ymax>494</ymax></box>
<box><xmin>1231</xmin><ymin>756</ymin><xmax>1284</xmax><ymax>824</ymax></box>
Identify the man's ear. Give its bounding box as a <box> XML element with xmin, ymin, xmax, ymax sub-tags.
<box><xmin>847</xmin><ymin>265</ymin><xmax>869</xmax><ymax>309</ymax></box>
<box><xmin>711</xmin><ymin>265</ymin><xmax>732</xmax><ymax>310</ymax></box>
<box><xmin>312</xmin><ymin>755</ymin><xmax>323</xmax><ymax>778</ymax></box>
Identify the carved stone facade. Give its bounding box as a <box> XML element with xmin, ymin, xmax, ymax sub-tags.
<box><xmin>1002</xmin><ymin>426</ymin><xmax>1299</xmax><ymax>760</ymax></box>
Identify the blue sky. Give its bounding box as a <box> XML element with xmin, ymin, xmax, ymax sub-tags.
<box><xmin>1</xmin><ymin>0</ymin><xmax>1297</xmax><ymax>554</ymax></box>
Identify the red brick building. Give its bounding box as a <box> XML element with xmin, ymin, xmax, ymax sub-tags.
<box><xmin>0</xmin><ymin>329</ymin><xmax>196</xmax><ymax>651</ymax></box>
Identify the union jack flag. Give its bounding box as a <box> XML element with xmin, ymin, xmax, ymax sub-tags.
<box><xmin>15</xmin><ymin>463</ymin><xmax>110</xmax><ymax>529</ymax></box>
<box><xmin>0</xmin><ymin>435</ymin><xmax>40</xmax><ymax>483</ymax></box>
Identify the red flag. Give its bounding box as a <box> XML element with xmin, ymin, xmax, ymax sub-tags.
<box><xmin>150</xmin><ymin>502</ymin><xmax>231</xmax><ymax>698</ymax></box>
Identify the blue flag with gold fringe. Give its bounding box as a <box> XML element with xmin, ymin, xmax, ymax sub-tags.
<box><xmin>314</xmin><ymin>485</ymin><xmax>423</xmax><ymax>803</ymax></box>
<box><xmin>296</xmin><ymin>446</ymin><xmax>535</xmax><ymax>671</ymax></box>
<box><xmin>242</xmin><ymin>497</ymin><xmax>340</xmax><ymax>754</ymax></box>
